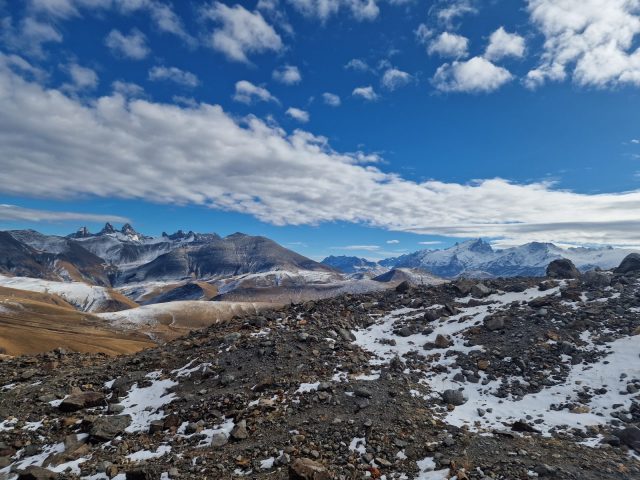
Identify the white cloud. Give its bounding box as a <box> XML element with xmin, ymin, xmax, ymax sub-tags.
<box><xmin>431</xmin><ymin>0</ymin><xmax>477</xmax><ymax>27</ymax></box>
<box><xmin>386</xmin><ymin>239</ymin><xmax>399</xmax><ymax>244</ymax></box>
<box><xmin>287</xmin><ymin>0</ymin><xmax>380</xmax><ymax>22</ymax></box>
<box><xmin>148</xmin><ymin>66</ymin><xmax>199</xmax><ymax>88</ymax></box>
<box><xmin>415</xmin><ymin>23</ymin><xmax>433</xmax><ymax>44</ymax></box>
<box><xmin>322</xmin><ymin>92</ymin><xmax>341</xmax><ymax>106</ymax></box>
<box><xmin>29</xmin><ymin>0</ymin><xmax>111</xmax><ymax>18</ymax></box>
<box><xmin>273</xmin><ymin>65</ymin><xmax>302</xmax><ymax>85</ymax></box>
<box><xmin>345</xmin><ymin>58</ymin><xmax>371</xmax><ymax>72</ymax></box>
<box><xmin>112</xmin><ymin>80</ymin><xmax>145</xmax><ymax>97</ymax></box>
<box><xmin>1</xmin><ymin>16</ymin><xmax>63</xmax><ymax>57</ymax></box>
<box><xmin>233</xmin><ymin>80</ymin><xmax>279</xmax><ymax>104</ymax></box>
<box><xmin>65</xmin><ymin>63</ymin><xmax>98</xmax><ymax>90</ymax></box>
<box><xmin>203</xmin><ymin>2</ymin><xmax>283</xmax><ymax>63</ymax></box>
<box><xmin>286</xmin><ymin>107</ymin><xmax>310</xmax><ymax>122</ymax></box>
<box><xmin>427</xmin><ymin>32</ymin><xmax>469</xmax><ymax>58</ymax></box>
<box><xmin>6</xmin><ymin>53</ymin><xmax>640</xmax><ymax>246</ymax></box>
<box><xmin>433</xmin><ymin>56</ymin><xmax>513</xmax><ymax>93</ymax></box>
<box><xmin>352</xmin><ymin>85</ymin><xmax>379</xmax><ymax>101</ymax></box>
<box><xmin>0</xmin><ymin>204</ymin><xmax>128</xmax><ymax>223</ymax></box>
<box><xmin>105</xmin><ymin>28</ymin><xmax>149</xmax><ymax>59</ymax></box>
<box><xmin>418</xmin><ymin>241</ymin><xmax>442</xmax><ymax>245</ymax></box>
<box><xmin>28</xmin><ymin>0</ymin><xmax>194</xmax><ymax>44</ymax></box>
<box><xmin>632</xmin><ymin>139</ymin><xmax>640</xmax><ymax>144</ymax></box>
<box><xmin>381</xmin><ymin>68</ymin><xmax>412</xmax><ymax>90</ymax></box>
<box><xmin>485</xmin><ymin>27</ymin><xmax>526</xmax><ymax>61</ymax></box>
<box><xmin>526</xmin><ymin>0</ymin><xmax>640</xmax><ymax>89</ymax></box>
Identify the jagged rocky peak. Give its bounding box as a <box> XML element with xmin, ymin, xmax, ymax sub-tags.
<box><xmin>98</xmin><ymin>222</ymin><xmax>116</xmax><ymax>235</ymax></box>
<box><xmin>72</xmin><ymin>226</ymin><xmax>91</xmax><ymax>238</ymax></box>
<box><xmin>120</xmin><ymin>223</ymin><xmax>139</xmax><ymax>237</ymax></box>
<box><xmin>459</xmin><ymin>238</ymin><xmax>493</xmax><ymax>253</ymax></box>
<box><xmin>162</xmin><ymin>229</ymin><xmax>197</xmax><ymax>241</ymax></box>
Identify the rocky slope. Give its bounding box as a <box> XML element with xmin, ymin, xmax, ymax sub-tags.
<box><xmin>0</xmin><ymin>258</ymin><xmax>639</xmax><ymax>479</ymax></box>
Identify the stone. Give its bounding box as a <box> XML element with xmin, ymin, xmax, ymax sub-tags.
<box><xmin>582</xmin><ymin>270</ymin><xmax>610</xmax><ymax>288</ymax></box>
<box><xmin>90</xmin><ymin>415</ymin><xmax>131</xmax><ymax>442</ymax></box>
<box><xmin>288</xmin><ymin>458</ymin><xmax>331</xmax><ymax>480</ymax></box>
<box><xmin>484</xmin><ymin>316</ymin><xmax>505</xmax><ymax>331</ymax></box>
<box><xmin>395</xmin><ymin>281</ymin><xmax>413</xmax><ymax>293</ymax></box>
<box><xmin>470</xmin><ymin>283</ymin><xmax>491</xmax><ymax>298</ymax></box>
<box><xmin>434</xmin><ymin>334</ymin><xmax>452</xmax><ymax>348</ymax></box>
<box><xmin>616</xmin><ymin>426</ymin><xmax>640</xmax><ymax>452</ymax></box>
<box><xmin>615</xmin><ymin>253</ymin><xmax>640</xmax><ymax>274</ymax></box>
<box><xmin>546</xmin><ymin>258</ymin><xmax>580</xmax><ymax>279</ymax></box>
<box><xmin>59</xmin><ymin>391</ymin><xmax>105</xmax><ymax>412</ymax></box>
<box><xmin>231</xmin><ymin>420</ymin><xmax>249</xmax><ymax>440</ymax></box>
<box><xmin>17</xmin><ymin>466</ymin><xmax>56</xmax><ymax>480</ymax></box>
<box><xmin>211</xmin><ymin>432</ymin><xmax>229</xmax><ymax>447</ymax></box>
<box><xmin>442</xmin><ymin>389</ymin><xmax>466</xmax><ymax>406</ymax></box>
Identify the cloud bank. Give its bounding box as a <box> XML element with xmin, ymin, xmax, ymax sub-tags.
<box><xmin>3</xmin><ymin>54</ymin><xmax>640</xmax><ymax>246</ymax></box>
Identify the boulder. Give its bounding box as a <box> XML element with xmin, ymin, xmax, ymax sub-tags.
<box><xmin>470</xmin><ymin>283</ymin><xmax>491</xmax><ymax>298</ymax></box>
<box><xmin>616</xmin><ymin>426</ymin><xmax>640</xmax><ymax>452</ymax></box>
<box><xmin>90</xmin><ymin>415</ymin><xmax>131</xmax><ymax>442</ymax></box>
<box><xmin>484</xmin><ymin>316</ymin><xmax>505</xmax><ymax>331</ymax></box>
<box><xmin>289</xmin><ymin>458</ymin><xmax>331</xmax><ymax>480</ymax></box>
<box><xmin>546</xmin><ymin>258</ymin><xmax>580</xmax><ymax>279</ymax></box>
<box><xmin>442</xmin><ymin>389</ymin><xmax>466</xmax><ymax>406</ymax></box>
<box><xmin>434</xmin><ymin>334</ymin><xmax>452</xmax><ymax>348</ymax></box>
<box><xmin>59</xmin><ymin>391</ymin><xmax>105</xmax><ymax>412</ymax></box>
<box><xmin>582</xmin><ymin>270</ymin><xmax>610</xmax><ymax>288</ymax></box>
<box><xmin>615</xmin><ymin>253</ymin><xmax>640</xmax><ymax>275</ymax></box>
<box><xmin>17</xmin><ymin>466</ymin><xmax>56</xmax><ymax>480</ymax></box>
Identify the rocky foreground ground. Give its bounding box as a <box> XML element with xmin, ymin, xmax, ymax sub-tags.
<box><xmin>1</xmin><ymin>258</ymin><xmax>640</xmax><ymax>479</ymax></box>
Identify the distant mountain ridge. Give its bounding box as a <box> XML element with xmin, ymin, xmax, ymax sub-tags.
<box><xmin>323</xmin><ymin>239</ymin><xmax>639</xmax><ymax>279</ymax></box>
<box><xmin>4</xmin><ymin>224</ymin><xmax>334</xmax><ymax>287</ymax></box>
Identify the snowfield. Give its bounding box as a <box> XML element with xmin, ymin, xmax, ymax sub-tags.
<box><xmin>0</xmin><ymin>275</ymin><xmax>117</xmax><ymax>312</ymax></box>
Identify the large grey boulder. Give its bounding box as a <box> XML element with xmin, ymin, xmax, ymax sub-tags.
<box><xmin>546</xmin><ymin>258</ymin><xmax>580</xmax><ymax>279</ymax></box>
<box><xmin>615</xmin><ymin>253</ymin><xmax>640</xmax><ymax>275</ymax></box>
<box><xmin>90</xmin><ymin>415</ymin><xmax>131</xmax><ymax>442</ymax></box>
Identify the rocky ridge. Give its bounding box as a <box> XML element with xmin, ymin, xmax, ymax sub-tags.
<box><xmin>1</xmin><ymin>257</ymin><xmax>640</xmax><ymax>479</ymax></box>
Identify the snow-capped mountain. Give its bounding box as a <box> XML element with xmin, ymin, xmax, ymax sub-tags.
<box><xmin>381</xmin><ymin>239</ymin><xmax>639</xmax><ymax>278</ymax></box>
<box><xmin>4</xmin><ymin>224</ymin><xmax>335</xmax><ymax>288</ymax></box>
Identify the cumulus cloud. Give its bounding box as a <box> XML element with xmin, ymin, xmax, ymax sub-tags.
<box><xmin>352</xmin><ymin>85</ymin><xmax>379</xmax><ymax>101</ymax></box>
<box><xmin>203</xmin><ymin>2</ymin><xmax>283</xmax><ymax>63</ymax></box>
<box><xmin>1</xmin><ymin>16</ymin><xmax>63</xmax><ymax>57</ymax></box>
<box><xmin>273</xmin><ymin>65</ymin><xmax>302</xmax><ymax>85</ymax></box>
<box><xmin>287</xmin><ymin>0</ymin><xmax>380</xmax><ymax>22</ymax></box>
<box><xmin>431</xmin><ymin>0</ymin><xmax>477</xmax><ymax>27</ymax></box>
<box><xmin>148</xmin><ymin>66</ymin><xmax>199</xmax><ymax>87</ymax></box>
<box><xmin>5</xmin><ymin>54</ymin><xmax>640</xmax><ymax>246</ymax></box>
<box><xmin>427</xmin><ymin>32</ymin><xmax>469</xmax><ymax>58</ymax></box>
<box><xmin>381</xmin><ymin>68</ymin><xmax>412</xmax><ymax>90</ymax></box>
<box><xmin>485</xmin><ymin>27</ymin><xmax>525</xmax><ymax>61</ymax></box>
<box><xmin>433</xmin><ymin>56</ymin><xmax>513</xmax><ymax>93</ymax></box>
<box><xmin>233</xmin><ymin>80</ymin><xmax>279</xmax><ymax>104</ymax></box>
<box><xmin>105</xmin><ymin>28</ymin><xmax>149</xmax><ymax>59</ymax></box>
<box><xmin>345</xmin><ymin>58</ymin><xmax>371</xmax><ymax>72</ymax></box>
<box><xmin>112</xmin><ymin>80</ymin><xmax>145</xmax><ymax>97</ymax></box>
<box><xmin>28</xmin><ymin>0</ymin><xmax>194</xmax><ymax>44</ymax></box>
<box><xmin>65</xmin><ymin>63</ymin><xmax>98</xmax><ymax>90</ymax></box>
<box><xmin>285</xmin><ymin>107</ymin><xmax>310</xmax><ymax>122</ymax></box>
<box><xmin>525</xmin><ymin>0</ymin><xmax>640</xmax><ymax>89</ymax></box>
<box><xmin>322</xmin><ymin>92</ymin><xmax>341</xmax><ymax>106</ymax></box>
<box><xmin>0</xmin><ymin>204</ymin><xmax>129</xmax><ymax>223</ymax></box>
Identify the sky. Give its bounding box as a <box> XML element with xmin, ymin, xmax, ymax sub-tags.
<box><xmin>2</xmin><ymin>0</ymin><xmax>640</xmax><ymax>261</ymax></box>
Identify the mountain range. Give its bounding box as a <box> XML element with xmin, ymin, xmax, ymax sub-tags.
<box><xmin>322</xmin><ymin>238</ymin><xmax>638</xmax><ymax>278</ymax></box>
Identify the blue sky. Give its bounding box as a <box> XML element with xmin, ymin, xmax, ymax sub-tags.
<box><xmin>2</xmin><ymin>0</ymin><xmax>640</xmax><ymax>260</ymax></box>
